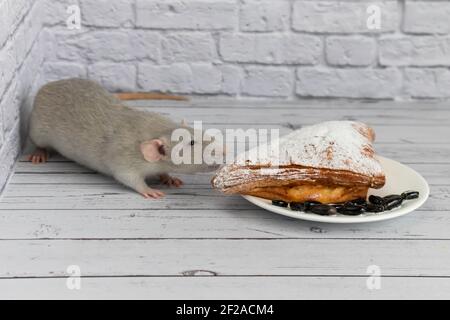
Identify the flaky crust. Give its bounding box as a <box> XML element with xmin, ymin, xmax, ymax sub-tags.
<box><xmin>212</xmin><ymin>164</ymin><xmax>384</xmax><ymax>203</ymax></box>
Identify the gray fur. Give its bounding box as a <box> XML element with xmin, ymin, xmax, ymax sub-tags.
<box><xmin>29</xmin><ymin>78</ymin><xmax>218</xmax><ymax>195</ymax></box>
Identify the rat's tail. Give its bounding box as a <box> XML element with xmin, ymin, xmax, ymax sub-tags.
<box><xmin>115</xmin><ymin>92</ymin><xmax>188</xmax><ymax>101</ymax></box>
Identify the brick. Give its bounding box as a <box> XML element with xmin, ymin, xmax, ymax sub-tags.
<box><xmin>136</xmin><ymin>0</ymin><xmax>237</xmax><ymax>30</ymax></box>
<box><xmin>296</xmin><ymin>67</ymin><xmax>401</xmax><ymax>99</ymax></box>
<box><xmin>38</xmin><ymin>29</ymin><xmax>57</xmax><ymax>61</ymax></box>
<box><xmin>191</xmin><ymin>64</ymin><xmax>222</xmax><ymax>93</ymax></box>
<box><xmin>13</xmin><ymin>21</ymin><xmax>28</xmax><ymax>67</ymax></box>
<box><xmin>88</xmin><ymin>63</ymin><xmax>137</xmax><ymax>91</ymax></box>
<box><xmin>404</xmin><ymin>1</ymin><xmax>450</xmax><ymax>34</ymax></box>
<box><xmin>220</xmin><ymin>33</ymin><xmax>321</xmax><ymax>65</ymax></box>
<box><xmin>218</xmin><ymin>64</ymin><xmax>241</xmax><ymax>95</ymax></box>
<box><xmin>19</xmin><ymin>73</ymin><xmax>45</xmax><ymax>138</ymax></box>
<box><xmin>326</xmin><ymin>36</ymin><xmax>376</xmax><ymax>66</ymax></box>
<box><xmin>44</xmin><ymin>62</ymin><xmax>87</xmax><ymax>82</ymax></box>
<box><xmin>6</xmin><ymin>0</ymin><xmax>30</xmax><ymax>31</ymax></box>
<box><xmin>241</xmin><ymin>67</ymin><xmax>292</xmax><ymax>97</ymax></box>
<box><xmin>80</xmin><ymin>0</ymin><xmax>134</xmax><ymax>28</ymax></box>
<box><xmin>138</xmin><ymin>63</ymin><xmax>239</xmax><ymax>94</ymax></box>
<box><xmin>42</xmin><ymin>0</ymin><xmax>79</xmax><ymax>26</ymax></box>
<box><xmin>0</xmin><ymin>0</ymin><xmax>10</xmax><ymax>48</ymax></box>
<box><xmin>0</xmin><ymin>43</ymin><xmax>16</xmax><ymax>98</ymax></box>
<box><xmin>161</xmin><ymin>33</ymin><xmax>217</xmax><ymax>63</ymax></box>
<box><xmin>54</xmin><ymin>30</ymin><xmax>160</xmax><ymax>62</ymax></box>
<box><xmin>24</xmin><ymin>1</ymin><xmax>43</xmax><ymax>54</ymax></box>
<box><xmin>292</xmin><ymin>1</ymin><xmax>398</xmax><ymax>33</ymax></box>
<box><xmin>17</xmin><ymin>41</ymin><xmax>45</xmax><ymax>97</ymax></box>
<box><xmin>0</xmin><ymin>104</ymin><xmax>3</xmax><ymax>148</ymax></box>
<box><xmin>379</xmin><ymin>36</ymin><xmax>450</xmax><ymax>66</ymax></box>
<box><xmin>240</xmin><ymin>0</ymin><xmax>289</xmax><ymax>32</ymax></box>
<box><xmin>404</xmin><ymin>68</ymin><xmax>450</xmax><ymax>98</ymax></box>
<box><xmin>1</xmin><ymin>80</ymin><xmax>19</xmax><ymax>136</ymax></box>
<box><xmin>0</xmin><ymin>120</ymin><xmax>20</xmax><ymax>193</ymax></box>
<box><xmin>138</xmin><ymin>63</ymin><xmax>193</xmax><ymax>93</ymax></box>
<box><xmin>3</xmin><ymin>0</ymin><xmax>41</xmax><ymax>76</ymax></box>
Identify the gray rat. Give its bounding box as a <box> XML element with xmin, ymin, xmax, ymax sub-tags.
<box><xmin>28</xmin><ymin>78</ymin><xmax>222</xmax><ymax>199</ymax></box>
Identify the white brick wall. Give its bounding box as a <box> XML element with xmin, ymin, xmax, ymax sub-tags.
<box><xmin>242</xmin><ymin>67</ymin><xmax>293</xmax><ymax>97</ymax></box>
<box><xmin>0</xmin><ymin>0</ymin><xmax>45</xmax><ymax>193</ymax></box>
<box><xmin>135</xmin><ymin>0</ymin><xmax>237</xmax><ymax>30</ymax></box>
<box><xmin>36</xmin><ymin>0</ymin><xmax>450</xmax><ymax>100</ymax></box>
<box><xmin>403</xmin><ymin>1</ymin><xmax>450</xmax><ymax>34</ymax></box>
<box><xmin>296</xmin><ymin>67</ymin><xmax>401</xmax><ymax>99</ymax></box>
<box><xmin>81</xmin><ymin>0</ymin><xmax>134</xmax><ymax>28</ymax></box>
<box><xmin>240</xmin><ymin>0</ymin><xmax>289</xmax><ymax>32</ymax></box>
<box><xmin>162</xmin><ymin>33</ymin><xmax>218</xmax><ymax>64</ymax></box>
<box><xmin>292</xmin><ymin>1</ymin><xmax>399</xmax><ymax>33</ymax></box>
<box><xmin>220</xmin><ymin>33</ymin><xmax>322</xmax><ymax>65</ymax></box>
<box><xmin>379</xmin><ymin>36</ymin><xmax>450</xmax><ymax>67</ymax></box>
<box><xmin>325</xmin><ymin>36</ymin><xmax>376</xmax><ymax>66</ymax></box>
<box><xmin>1</xmin><ymin>0</ymin><xmax>450</xmax><ymax>192</ymax></box>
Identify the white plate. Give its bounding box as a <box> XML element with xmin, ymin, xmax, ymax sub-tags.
<box><xmin>242</xmin><ymin>156</ymin><xmax>429</xmax><ymax>223</ymax></box>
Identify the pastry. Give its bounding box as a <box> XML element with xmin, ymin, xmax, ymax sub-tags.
<box><xmin>212</xmin><ymin>121</ymin><xmax>385</xmax><ymax>204</ymax></box>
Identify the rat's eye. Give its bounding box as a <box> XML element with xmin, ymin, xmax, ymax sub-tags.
<box><xmin>190</xmin><ymin>140</ymin><xmax>195</xmax><ymax>146</ymax></box>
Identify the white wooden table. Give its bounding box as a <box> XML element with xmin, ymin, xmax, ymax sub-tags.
<box><xmin>0</xmin><ymin>99</ymin><xmax>449</xmax><ymax>299</ymax></box>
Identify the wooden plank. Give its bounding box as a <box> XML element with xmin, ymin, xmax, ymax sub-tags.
<box><xmin>19</xmin><ymin>123</ymin><xmax>450</xmax><ymax>145</ymax></box>
<box><xmin>0</xmin><ymin>183</ymin><xmax>446</xmax><ymax>210</ymax></box>
<box><xmin>127</xmin><ymin>98</ymin><xmax>450</xmax><ymax>111</ymax></box>
<box><xmin>10</xmin><ymin>163</ymin><xmax>450</xmax><ymax>185</ymax></box>
<box><xmin>14</xmin><ymin>161</ymin><xmax>95</xmax><ymax>173</ymax></box>
<box><xmin>0</xmin><ymin>239</ymin><xmax>449</xmax><ymax>277</ymax></box>
<box><xmin>135</xmin><ymin>106</ymin><xmax>450</xmax><ymax>126</ymax></box>
<box><xmin>14</xmin><ymin>144</ymin><xmax>450</xmax><ymax>179</ymax></box>
<box><xmin>11</xmin><ymin>173</ymin><xmax>113</xmax><ymax>184</ymax></box>
<box><xmin>1</xmin><ymin>276</ymin><xmax>450</xmax><ymax>299</ymax></box>
<box><xmin>0</xmin><ymin>209</ymin><xmax>447</xmax><ymax>240</ymax></box>
<box><xmin>371</xmin><ymin>125</ymin><xmax>450</xmax><ymax>144</ymax></box>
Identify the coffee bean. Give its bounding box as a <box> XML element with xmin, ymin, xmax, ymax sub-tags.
<box><xmin>290</xmin><ymin>202</ymin><xmax>305</xmax><ymax>211</ymax></box>
<box><xmin>368</xmin><ymin>195</ymin><xmax>384</xmax><ymax>205</ymax></box>
<box><xmin>327</xmin><ymin>206</ymin><xmax>338</xmax><ymax>215</ymax></box>
<box><xmin>346</xmin><ymin>204</ymin><xmax>366</xmax><ymax>212</ymax></box>
<box><xmin>338</xmin><ymin>204</ymin><xmax>366</xmax><ymax>215</ymax></box>
<box><xmin>385</xmin><ymin>198</ymin><xmax>403</xmax><ymax>210</ymax></box>
<box><xmin>350</xmin><ymin>198</ymin><xmax>367</xmax><ymax>205</ymax></box>
<box><xmin>366</xmin><ymin>203</ymin><xmax>384</xmax><ymax>213</ymax></box>
<box><xmin>272</xmin><ymin>200</ymin><xmax>288</xmax><ymax>207</ymax></box>
<box><xmin>339</xmin><ymin>209</ymin><xmax>364</xmax><ymax>216</ymax></box>
<box><xmin>303</xmin><ymin>201</ymin><xmax>321</xmax><ymax>212</ymax></box>
<box><xmin>383</xmin><ymin>195</ymin><xmax>402</xmax><ymax>203</ymax></box>
<box><xmin>310</xmin><ymin>204</ymin><xmax>336</xmax><ymax>216</ymax></box>
<box><xmin>401</xmin><ymin>190</ymin><xmax>419</xmax><ymax>200</ymax></box>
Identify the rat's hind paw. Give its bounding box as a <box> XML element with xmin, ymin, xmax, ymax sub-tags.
<box><xmin>28</xmin><ymin>148</ymin><xmax>49</xmax><ymax>164</ymax></box>
<box><xmin>140</xmin><ymin>187</ymin><xmax>165</xmax><ymax>199</ymax></box>
<box><xmin>159</xmin><ymin>174</ymin><xmax>183</xmax><ymax>188</ymax></box>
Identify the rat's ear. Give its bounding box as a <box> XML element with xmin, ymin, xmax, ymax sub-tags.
<box><xmin>140</xmin><ymin>139</ymin><xmax>166</xmax><ymax>162</ymax></box>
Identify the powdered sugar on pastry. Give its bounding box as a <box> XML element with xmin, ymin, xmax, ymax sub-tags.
<box><xmin>213</xmin><ymin>121</ymin><xmax>385</xmax><ymax>190</ymax></box>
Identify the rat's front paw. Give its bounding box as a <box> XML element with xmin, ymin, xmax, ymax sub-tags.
<box><xmin>159</xmin><ymin>174</ymin><xmax>183</xmax><ymax>188</ymax></box>
<box><xmin>140</xmin><ymin>187</ymin><xmax>165</xmax><ymax>199</ymax></box>
<box><xmin>28</xmin><ymin>148</ymin><xmax>49</xmax><ymax>164</ymax></box>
